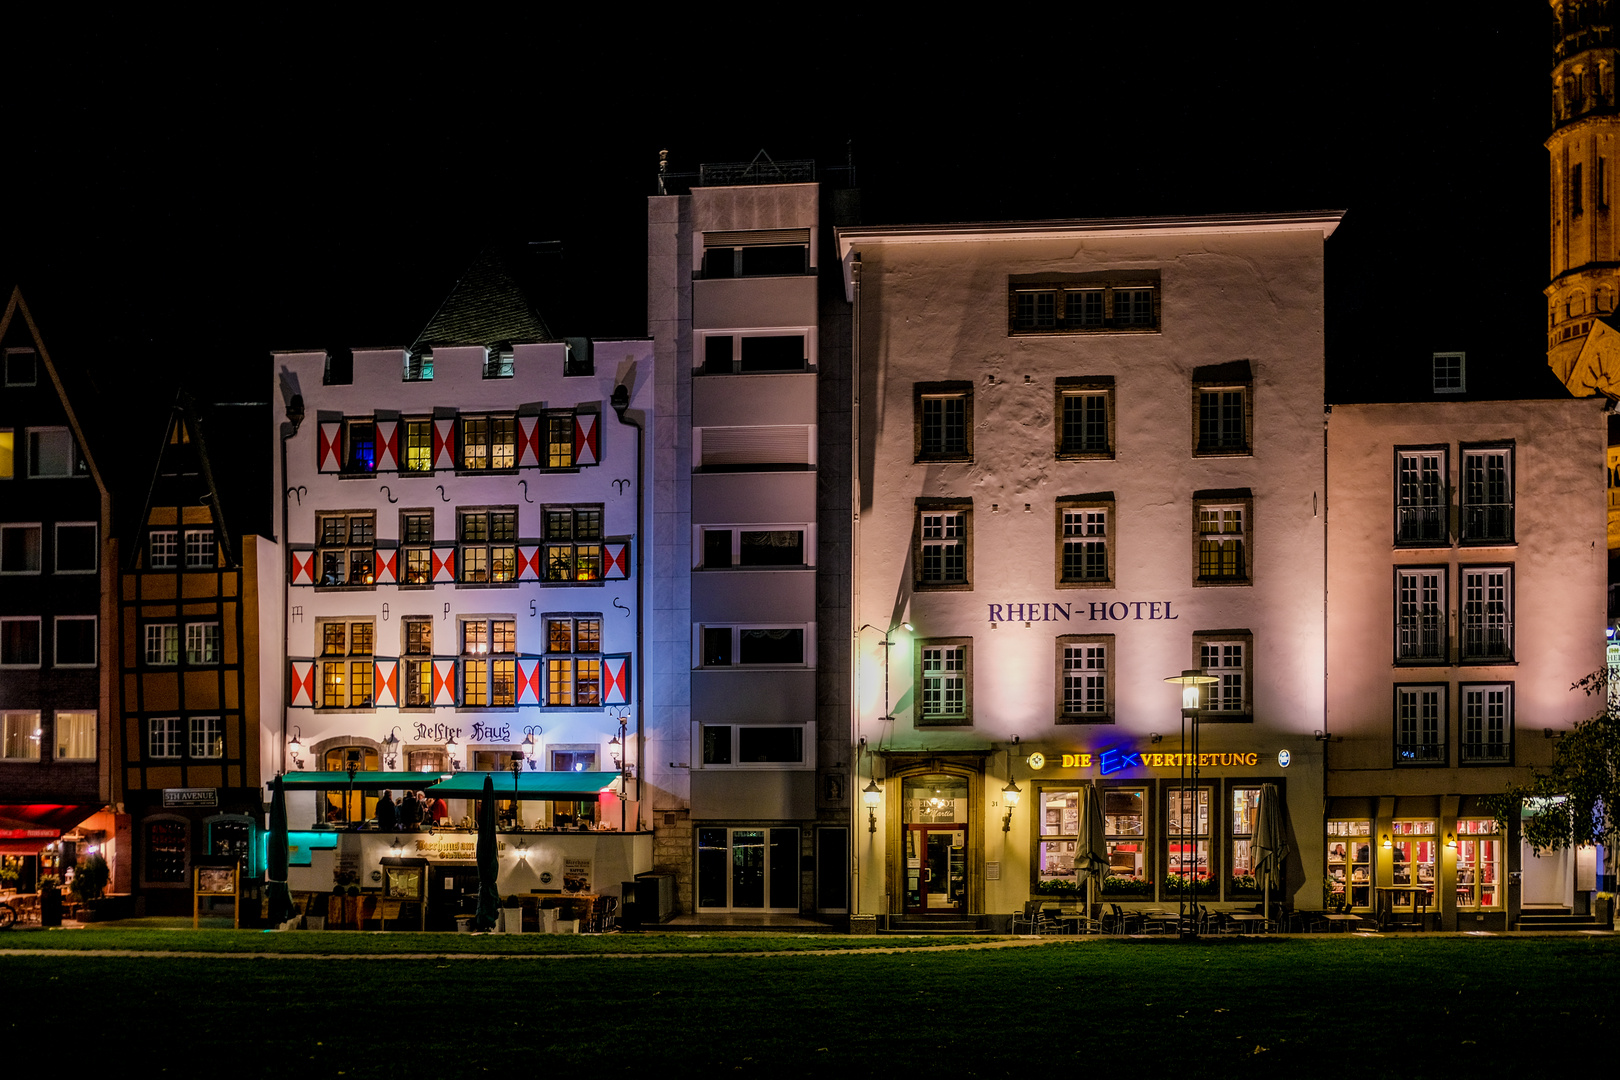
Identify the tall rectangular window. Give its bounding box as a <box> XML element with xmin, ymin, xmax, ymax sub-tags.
<box><xmin>1454</xmin><ymin>819</ymin><xmax>1503</xmax><ymax>908</ymax></box>
<box><xmin>461</xmin><ymin>416</ymin><xmax>516</xmax><ymax>470</ymax></box>
<box><xmin>1461</xmin><ymin>684</ymin><xmax>1512</xmax><ymax>764</ymax></box>
<box><xmin>1462</xmin><ymin>567</ymin><xmax>1512</xmax><ymax>661</ymax></box>
<box><xmin>344</xmin><ymin>419</ymin><xmax>376</xmax><ymax>473</ymax></box>
<box><xmin>547</xmin><ymin>414</ymin><xmax>575</xmax><ymax>468</ymax></box>
<box><xmin>545</xmin><ymin>616</ymin><xmax>601</xmax><ymax>706</ymax></box>
<box><xmin>1196</xmin><ymin>634</ymin><xmax>1250</xmax><ymax>718</ymax></box>
<box><xmin>1395</xmin><ymin>685</ymin><xmax>1446</xmax><ymax>765</ymax></box>
<box><xmin>1166</xmin><ymin>787</ymin><xmax>1211</xmax><ymax>891</ymax></box>
<box><xmin>915</xmin><ymin>383</ymin><xmax>972</xmax><ymax>462</ymax></box>
<box><xmin>402</xmin><ymin>419</ymin><xmax>433</xmax><ymax>472</ymax></box>
<box><xmin>1057</xmin><ymin>635</ymin><xmax>1112</xmax><ymax>723</ymax></box>
<box><xmin>144</xmin><ymin>623</ymin><xmax>179</xmax><ymax>666</ymax></box>
<box><xmin>1102</xmin><ymin>787</ymin><xmax>1147</xmax><ymax>888</ymax></box>
<box><xmin>1396</xmin><ymin>449</ymin><xmax>1447</xmax><ymax>544</ymax></box>
<box><xmin>317</xmin><ymin>619</ymin><xmax>374</xmax><ymax>708</ymax></box>
<box><xmin>1396</xmin><ymin>569</ymin><xmax>1446</xmax><ymax>661</ymax></box>
<box><xmin>1056</xmin><ymin>385</ymin><xmax>1113</xmax><ymax>457</ymax></box>
<box><xmin>918</xmin><ymin>640</ymin><xmax>970</xmax><ymax>724</ymax></box>
<box><xmin>1058</xmin><ymin>502</ymin><xmax>1111</xmax><ymax>585</ymax></box>
<box><xmin>402</xmin><ymin>510</ymin><xmax>433</xmax><ymax>584</ymax></box>
<box><xmin>915</xmin><ymin>501</ymin><xmax>971</xmax><ymax>590</ymax></box>
<box><xmin>1461</xmin><ymin>446</ymin><xmax>1513</xmax><ymax>543</ymax></box>
<box><xmin>403</xmin><ymin>618</ymin><xmax>433</xmax><ymax>707</ymax></box>
<box><xmin>463</xmin><ymin>618</ymin><xmax>517</xmax><ymax>708</ymax></box>
<box><xmin>184</xmin><ymin>529</ymin><xmax>217</xmax><ymax>569</ymax></box>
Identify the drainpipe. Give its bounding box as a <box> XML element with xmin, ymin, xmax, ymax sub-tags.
<box><xmin>610</xmin><ymin>383</ymin><xmax>644</xmax><ymax>832</ymax></box>
<box><xmin>279</xmin><ymin>391</ymin><xmax>305</xmax><ymax>778</ymax></box>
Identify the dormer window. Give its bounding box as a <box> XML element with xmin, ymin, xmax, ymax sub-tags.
<box><xmin>1433</xmin><ymin>353</ymin><xmax>1465</xmax><ymax>394</ymax></box>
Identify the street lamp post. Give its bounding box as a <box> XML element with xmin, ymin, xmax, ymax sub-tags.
<box><xmin>1165</xmin><ymin>669</ymin><xmax>1218</xmax><ymax>940</ymax></box>
<box><xmin>854</xmin><ymin>623</ymin><xmax>911</xmax><ymax>923</ymax></box>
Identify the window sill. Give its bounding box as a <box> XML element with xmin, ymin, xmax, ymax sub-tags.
<box><xmin>1056</xmin><ymin>714</ymin><xmax>1114</xmax><ymax>725</ymax></box>
<box><xmin>914</xmin><ymin>455</ymin><xmax>973</xmax><ymax>466</ymax></box>
<box><xmin>453</xmin><ymin>469</ymin><xmax>523</xmax><ymax>478</ymax></box>
<box><xmin>314</xmin><ymin>707</ymin><xmax>379</xmax><ymax>715</ymax></box>
<box><xmin>455</xmin><ymin>581</ymin><xmax>521</xmax><ymax>589</ymax></box>
<box><xmin>1393</xmin><ymin>539</ymin><xmax>1451</xmax><ymax>549</ymax></box>
<box><xmin>314</xmin><ymin>585</ymin><xmax>378</xmax><ymax>593</ymax></box>
<box><xmin>1193</xmin><ymin>447</ymin><xmax>1251</xmax><ymax>458</ymax></box>
<box><xmin>914</xmin><ymin>580</ymin><xmax>972</xmax><ymax>593</ymax></box>
<box><xmin>1009</xmin><ymin>326</ymin><xmax>1159</xmax><ymax>337</ymax></box>
<box><xmin>1056</xmin><ymin>579</ymin><xmax>1113</xmax><ymax>590</ymax></box>
<box><xmin>1394</xmin><ymin>758</ymin><xmax>1448</xmax><ymax>768</ymax></box>
<box><xmin>1055</xmin><ymin>450</ymin><xmax>1115</xmax><ymax>462</ymax></box>
<box><xmin>1459</xmin><ymin>537</ymin><xmax>1516</xmax><ymax>547</ymax></box>
<box><xmin>916</xmin><ymin>716</ymin><xmax>972</xmax><ymax>728</ymax></box>
<box><xmin>0</xmin><ymin>758</ymin><xmax>41</xmax><ymax>764</ymax></box>
<box><xmin>1199</xmin><ymin>713</ymin><xmax>1253</xmax><ymax>724</ymax></box>
<box><xmin>696</xmin><ymin>665</ymin><xmax>812</xmax><ymax>672</ymax></box>
<box><xmin>1458</xmin><ymin>756</ymin><xmax>1515</xmax><ymax>767</ymax></box>
<box><xmin>1458</xmin><ymin>657</ymin><xmax>1517</xmax><ymax>667</ymax></box>
<box><xmin>1194</xmin><ymin>577</ymin><xmax>1251</xmax><ymax>588</ymax></box>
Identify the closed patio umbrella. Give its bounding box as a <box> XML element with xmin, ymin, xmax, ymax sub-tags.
<box><xmin>1076</xmin><ymin>781</ymin><xmax>1110</xmax><ymax>912</ymax></box>
<box><xmin>266</xmin><ymin>775</ymin><xmax>294</xmax><ymax>927</ymax></box>
<box><xmin>473</xmin><ymin>774</ymin><xmax>500</xmax><ymax>931</ymax></box>
<box><xmin>1251</xmin><ymin>783</ymin><xmax>1290</xmax><ymax>924</ymax></box>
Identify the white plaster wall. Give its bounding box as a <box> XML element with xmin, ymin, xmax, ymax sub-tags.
<box><xmin>847</xmin><ymin>221</ymin><xmax>1334</xmax><ymax>916</ymax></box>
<box><xmin>270</xmin><ymin>337</ymin><xmax>656</xmax><ymax>819</ymax></box>
<box><xmin>1324</xmin><ymin>397</ymin><xmax>1608</xmax><ymax>790</ymax></box>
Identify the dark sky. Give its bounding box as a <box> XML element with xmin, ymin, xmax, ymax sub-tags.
<box><xmin>5</xmin><ymin>6</ymin><xmax>1553</xmax><ymax>408</ymax></box>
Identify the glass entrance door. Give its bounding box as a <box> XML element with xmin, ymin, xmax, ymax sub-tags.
<box><xmin>904</xmin><ymin>825</ymin><xmax>967</xmax><ymax>914</ymax></box>
<box><xmin>696</xmin><ymin>827</ymin><xmax>800</xmax><ymax>912</ymax></box>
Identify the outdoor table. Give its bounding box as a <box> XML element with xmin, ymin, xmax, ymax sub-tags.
<box><xmin>1322</xmin><ymin>913</ymin><xmax>1364</xmax><ymax>932</ymax></box>
<box><xmin>1227</xmin><ymin>912</ymin><xmax>1268</xmax><ymax>931</ymax></box>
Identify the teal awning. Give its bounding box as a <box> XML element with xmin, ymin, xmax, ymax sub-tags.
<box><xmin>425</xmin><ymin>771</ymin><xmax>620</xmax><ymax>801</ymax></box>
<box><xmin>275</xmin><ymin>771</ymin><xmax>443</xmax><ymax>791</ymax></box>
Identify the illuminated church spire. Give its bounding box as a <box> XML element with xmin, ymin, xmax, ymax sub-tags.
<box><xmin>1548</xmin><ymin>0</ymin><xmax>1620</xmax><ymax>394</ymax></box>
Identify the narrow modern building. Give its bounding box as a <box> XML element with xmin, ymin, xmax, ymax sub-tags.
<box><xmin>837</xmin><ymin>212</ymin><xmax>1341</xmax><ymax>927</ymax></box>
<box><xmin>1325</xmin><ymin>352</ymin><xmax>1607</xmax><ymax>929</ymax></box>
<box><xmin>648</xmin><ymin>155</ymin><xmax>854</xmax><ymax>919</ymax></box>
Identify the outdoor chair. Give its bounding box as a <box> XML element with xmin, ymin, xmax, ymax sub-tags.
<box><xmin>1104</xmin><ymin>904</ymin><xmax>1141</xmax><ymax>935</ymax></box>
<box><xmin>591</xmin><ymin>895</ymin><xmax>619</xmax><ymax>933</ymax></box>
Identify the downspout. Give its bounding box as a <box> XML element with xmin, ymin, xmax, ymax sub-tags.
<box><xmin>849</xmin><ymin>252</ymin><xmax>864</xmax><ymax>916</ymax></box>
<box><xmin>279</xmin><ymin>392</ymin><xmax>305</xmax><ymax>777</ymax></box>
<box><xmin>610</xmin><ymin>384</ymin><xmax>645</xmax><ymax>832</ymax></box>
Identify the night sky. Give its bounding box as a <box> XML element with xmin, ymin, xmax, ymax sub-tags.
<box><xmin>5</xmin><ymin>7</ymin><xmax>1555</xmax><ymax>421</ymax></box>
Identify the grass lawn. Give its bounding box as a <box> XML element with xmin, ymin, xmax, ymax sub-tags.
<box><xmin>4</xmin><ymin>935</ymin><xmax>1610</xmax><ymax>1077</ymax></box>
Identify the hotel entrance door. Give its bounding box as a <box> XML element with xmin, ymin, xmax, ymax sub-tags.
<box><xmin>904</xmin><ymin>825</ymin><xmax>967</xmax><ymax>914</ymax></box>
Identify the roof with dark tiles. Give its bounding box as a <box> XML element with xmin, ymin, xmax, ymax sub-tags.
<box><xmin>411</xmin><ymin>246</ymin><xmax>554</xmax><ymax>351</ymax></box>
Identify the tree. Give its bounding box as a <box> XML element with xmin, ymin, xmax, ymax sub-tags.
<box><xmin>1491</xmin><ymin>670</ymin><xmax>1620</xmax><ymax>884</ymax></box>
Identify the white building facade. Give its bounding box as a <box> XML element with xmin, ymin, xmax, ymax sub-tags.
<box><xmin>838</xmin><ymin>213</ymin><xmax>1341</xmax><ymax>926</ymax></box>
<box><xmin>271</xmin><ymin>261</ymin><xmax>658</xmax><ymax>917</ymax></box>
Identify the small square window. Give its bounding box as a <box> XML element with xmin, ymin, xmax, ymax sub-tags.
<box><xmin>144</xmin><ymin>624</ymin><xmax>179</xmax><ymax>666</ymax></box>
<box><xmin>4</xmin><ymin>348</ymin><xmax>37</xmax><ymax>387</ymax></box>
<box><xmin>1433</xmin><ymin>352</ymin><xmax>1466</xmax><ymax>394</ymax></box>
<box><xmin>1</xmin><ymin>617</ymin><xmax>42</xmax><ymax>667</ymax></box>
<box><xmin>27</xmin><ymin>428</ymin><xmax>81</xmax><ymax>478</ymax></box>
<box><xmin>2</xmin><ymin>711</ymin><xmax>41</xmax><ymax>760</ymax></box>
<box><xmin>1195</xmin><ymin>632</ymin><xmax>1251</xmax><ymax>720</ymax></box>
<box><xmin>184</xmin><ymin>529</ymin><xmax>217</xmax><ymax>569</ymax></box>
<box><xmin>0</xmin><ymin>524</ymin><xmax>42</xmax><ymax>574</ymax></box>
<box><xmin>54</xmin><ymin>711</ymin><xmax>96</xmax><ymax>761</ymax></box>
<box><xmin>190</xmin><ymin>716</ymin><xmax>224</xmax><ymax>759</ymax></box>
<box><xmin>54</xmin><ymin>523</ymin><xmax>97</xmax><ymax>573</ymax></box>
<box><xmin>149</xmin><ymin>717</ymin><xmax>182</xmax><ymax>759</ymax></box>
<box><xmin>54</xmin><ymin>616</ymin><xmax>97</xmax><ymax>667</ymax></box>
<box><xmin>149</xmin><ymin>530</ymin><xmax>178</xmax><ymax>569</ymax></box>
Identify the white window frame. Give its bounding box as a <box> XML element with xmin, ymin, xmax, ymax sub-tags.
<box><xmin>1194</xmin><ymin>497</ymin><xmax>1251</xmax><ymax>585</ymax></box>
<box><xmin>53</xmin><ymin>522</ymin><xmax>97</xmax><ymax>574</ymax></box>
<box><xmin>1058</xmin><ymin>504</ymin><xmax>1111</xmax><ymax>586</ymax></box>
<box><xmin>149</xmin><ymin>529</ymin><xmax>179</xmax><ymax>569</ymax></box>
<box><xmin>695</xmin><ymin>624</ymin><xmax>815</xmax><ymax>669</ymax></box>
<box><xmin>185</xmin><ymin>622</ymin><xmax>221</xmax><ymax>666</ymax></box>
<box><xmin>697</xmin><ymin>328</ymin><xmax>815</xmax><ymax>374</ymax></box>
<box><xmin>149</xmin><ymin>716</ymin><xmax>182</xmax><ymax>760</ymax></box>
<box><xmin>4</xmin><ymin>347</ymin><xmax>37</xmax><ymax>387</ymax></box>
<box><xmin>1</xmin><ymin>711</ymin><xmax>41</xmax><ymax>761</ymax></box>
<box><xmin>1057</xmin><ymin>635</ymin><xmax>1112</xmax><ymax>723</ymax></box>
<box><xmin>190</xmin><ymin>715</ymin><xmax>224</xmax><ymax>759</ymax></box>
<box><xmin>144</xmin><ymin>623</ymin><xmax>179</xmax><ymax>666</ymax></box>
<box><xmin>54</xmin><ymin>615</ymin><xmax>97</xmax><ymax>669</ymax></box>
<box><xmin>917</xmin><ymin>639</ymin><xmax>970</xmax><ymax>725</ymax></box>
<box><xmin>184</xmin><ymin>528</ymin><xmax>217</xmax><ymax>569</ymax></box>
<box><xmin>0</xmin><ymin>522</ymin><xmax>42</xmax><ymax>574</ymax></box>
<box><xmin>543</xmin><ymin>614</ymin><xmax>601</xmax><ymax>708</ymax></box>
<box><xmin>317</xmin><ymin>618</ymin><xmax>375</xmax><ymax>709</ymax></box>
<box><xmin>0</xmin><ymin>617</ymin><xmax>42</xmax><ymax>668</ymax></box>
<box><xmin>1195</xmin><ymin>387</ymin><xmax>1249</xmax><ymax>455</ymax></box>
<box><xmin>694</xmin><ymin>722</ymin><xmax>816</xmax><ymax>769</ymax></box>
<box><xmin>1196</xmin><ymin>633</ymin><xmax>1251</xmax><ymax>719</ymax></box>
<box><xmin>460</xmin><ymin>617</ymin><xmax>518</xmax><ymax>709</ymax></box>
<box><xmin>53</xmin><ymin>710</ymin><xmax>96</xmax><ymax>761</ymax></box>
<box><xmin>315</xmin><ymin>511</ymin><xmax>376</xmax><ymax>588</ymax></box>
<box><xmin>916</xmin><ymin>504</ymin><xmax>971</xmax><ymax>590</ymax></box>
<box><xmin>1056</xmin><ymin>383</ymin><xmax>1114</xmax><ymax>458</ymax></box>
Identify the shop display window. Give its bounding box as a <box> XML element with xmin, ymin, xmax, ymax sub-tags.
<box><xmin>1166</xmin><ymin>787</ymin><xmax>1212</xmax><ymax>895</ymax></box>
<box><xmin>1455</xmin><ymin>818</ymin><xmax>1502</xmax><ymax>909</ymax></box>
<box><xmin>1230</xmin><ymin>787</ymin><xmax>1261</xmax><ymax>894</ymax></box>
<box><xmin>1326</xmin><ymin>820</ymin><xmax>1373</xmax><ymax>909</ymax></box>
<box><xmin>321</xmin><ymin>746</ymin><xmax>379</xmax><ymax>825</ymax></box>
<box><xmin>1037</xmin><ymin>789</ymin><xmax>1081</xmax><ymax>892</ymax></box>
<box><xmin>1102</xmin><ymin>787</ymin><xmax>1148</xmax><ymax>895</ymax></box>
<box><xmin>1391</xmin><ymin>819</ymin><xmax>1436</xmax><ymax>909</ymax></box>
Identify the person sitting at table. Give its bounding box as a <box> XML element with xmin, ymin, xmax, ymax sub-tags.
<box><xmin>428</xmin><ymin>796</ymin><xmax>449</xmax><ymax>826</ymax></box>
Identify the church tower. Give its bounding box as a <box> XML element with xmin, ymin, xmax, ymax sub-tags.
<box><xmin>1548</xmin><ymin>0</ymin><xmax>1620</xmax><ymax>395</ymax></box>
